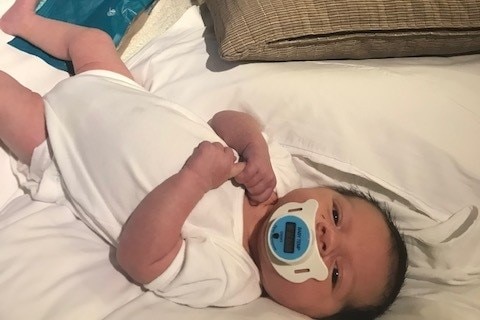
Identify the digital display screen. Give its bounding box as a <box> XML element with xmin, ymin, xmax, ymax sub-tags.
<box><xmin>283</xmin><ymin>222</ymin><xmax>296</xmax><ymax>253</ymax></box>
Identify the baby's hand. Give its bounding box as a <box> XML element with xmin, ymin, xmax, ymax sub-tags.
<box><xmin>183</xmin><ymin>141</ymin><xmax>245</xmax><ymax>191</ymax></box>
<box><xmin>235</xmin><ymin>142</ymin><xmax>276</xmax><ymax>206</ymax></box>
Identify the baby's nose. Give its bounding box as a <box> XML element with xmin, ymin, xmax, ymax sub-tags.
<box><xmin>316</xmin><ymin>220</ymin><xmax>337</xmax><ymax>256</ymax></box>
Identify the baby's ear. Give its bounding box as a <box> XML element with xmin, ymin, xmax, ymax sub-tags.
<box><xmin>229</xmin><ymin>161</ymin><xmax>246</xmax><ymax>179</ymax></box>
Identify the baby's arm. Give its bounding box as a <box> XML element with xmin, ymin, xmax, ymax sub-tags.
<box><xmin>209</xmin><ymin>110</ymin><xmax>277</xmax><ymax>205</ymax></box>
<box><xmin>116</xmin><ymin>141</ymin><xmax>244</xmax><ymax>284</ymax></box>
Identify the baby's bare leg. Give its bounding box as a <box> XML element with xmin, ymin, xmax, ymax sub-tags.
<box><xmin>0</xmin><ymin>0</ymin><xmax>132</xmax><ymax>78</ymax></box>
<box><xmin>0</xmin><ymin>71</ymin><xmax>46</xmax><ymax>165</ymax></box>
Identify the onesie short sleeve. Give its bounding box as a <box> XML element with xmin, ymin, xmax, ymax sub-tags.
<box><xmin>145</xmin><ymin>235</ymin><xmax>261</xmax><ymax>307</ymax></box>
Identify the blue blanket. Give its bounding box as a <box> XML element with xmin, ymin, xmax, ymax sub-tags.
<box><xmin>9</xmin><ymin>0</ymin><xmax>155</xmax><ymax>72</ymax></box>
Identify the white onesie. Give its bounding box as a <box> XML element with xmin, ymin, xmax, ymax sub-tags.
<box><xmin>22</xmin><ymin>70</ymin><xmax>301</xmax><ymax>308</ymax></box>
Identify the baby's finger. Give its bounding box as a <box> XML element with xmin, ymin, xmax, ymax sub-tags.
<box><xmin>225</xmin><ymin>145</ymin><xmax>241</xmax><ymax>161</ymax></box>
<box><xmin>250</xmin><ymin>173</ymin><xmax>276</xmax><ymax>192</ymax></box>
<box><xmin>229</xmin><ymin>161</ymin><xmax>246</xmax><ymax>179</ymax></box>
<box><xmin>247</xmin><ymin>186</ymin><xmax>276</xmax><ymax>206</ymax></box>
<box><xmin>246</xmin><ymin>179</ymin><xmax>268</xmax><ymax>196</ymax></box>
<box><xmin>247</xmin><ymin>179</ymin><xmax>276</xmax><ymax>205</ymax></box>
<box><xmin>235</xmin><ymin>168</ymin><xmax>262</xmax><ymax>187</ymax></box>
<box><xmin>264</xmin><ymin>192</ymin><xmax>278</xmax><ymax>205</ymax></box>
<box><xmin>211</xmin><ymin>141</ymin><xmax>225</xmax><ymax>149</ymax></box>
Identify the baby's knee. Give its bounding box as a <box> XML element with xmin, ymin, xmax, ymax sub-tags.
<box><xmin>74</xmin><ymin>28</ymin><xmax>113</xmax><ymax>48</ymax></box>
<box><xmin>0</xmin><ymin>71</ymin><xmax>24</xmax><ymax>95</ymax></box>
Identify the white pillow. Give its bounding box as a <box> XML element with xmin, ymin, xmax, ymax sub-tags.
<box><xmin>128</xmin><ymin>7</ymin><xmax>480</xmax><ymax>221</ymax></box>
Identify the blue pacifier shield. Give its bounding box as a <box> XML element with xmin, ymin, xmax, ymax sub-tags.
<box><xmin>268</xmin><ymin>215</ymin><xmax>310</xmax><ymax>262</ymax></box>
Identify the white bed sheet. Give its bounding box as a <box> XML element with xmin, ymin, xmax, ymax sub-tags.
<box><xmin>1</xmin><ymin>2</ymin><xmax>479</xmax><ymax>320</ymax></box>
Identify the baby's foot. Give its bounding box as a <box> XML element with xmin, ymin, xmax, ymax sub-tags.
<box><xmin>0</xmin><ymin>0</ymin><xmax>38</xmax><ymax>35</ymax></box>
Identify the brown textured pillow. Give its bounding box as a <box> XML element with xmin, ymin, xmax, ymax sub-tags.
<box><xmin>204</xmin><ymin>0</ymin><xmax>480</xmax><ymax>61</ymax></box>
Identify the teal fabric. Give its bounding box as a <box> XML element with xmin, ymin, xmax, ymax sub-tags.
<box><xmin>9</xmin><ymin>0</ymin><xmax>155</xmax><ymax>72</ymax></box>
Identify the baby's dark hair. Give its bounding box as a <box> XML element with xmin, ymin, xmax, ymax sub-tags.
<box><xmin>322</xmin><ymin>186</ymin><xmax>408</xmax><ymax>320</ymax></box>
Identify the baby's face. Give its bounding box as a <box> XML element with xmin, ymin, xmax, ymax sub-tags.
<box><xmin>255</xmin><ymin>187</ymin><xmax>391</xmax><ymax>318</ymax></box>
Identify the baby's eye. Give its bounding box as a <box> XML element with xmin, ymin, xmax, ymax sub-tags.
<box><xmin>332</xmin><ymin>265</ymin><xmax>340</xmax><ymax>288</ymax></box>
<box><xmin>332</xmin><ymin>204</ymin><xmax>340</xmax><ymax>225</ymax></box>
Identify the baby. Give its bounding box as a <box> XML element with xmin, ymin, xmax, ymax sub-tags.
<box><xmin>0</xmin><ymin>1</ymin><xmax>407</xmax><ymax>319</ymax></box>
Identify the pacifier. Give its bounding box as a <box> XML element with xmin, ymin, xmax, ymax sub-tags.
<box><xmin>266</xmin><ymin>199</ymin><xmax>328</xmax><ymax>283</ymax></box>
